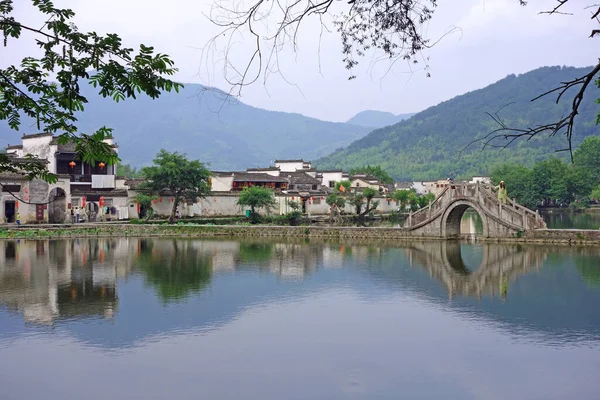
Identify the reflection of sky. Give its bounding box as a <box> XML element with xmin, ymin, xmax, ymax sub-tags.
<box><xmin>1</xmin><ymin>290</ymin><xmax>599</xmax><ymax>400</ymax></box>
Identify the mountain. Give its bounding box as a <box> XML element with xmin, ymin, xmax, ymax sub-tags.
<box><xmin>346</xmin><ymin>110</ymin><xmax>415</xmax><ymax>128</ymax></box>
<box><xmin>317</xmin><ymin>66</ymin><xmax>600</xmax><ymax>181</ymax></box>
<box><xmin>0</xmin><ymin>84</ymin><xmax>371</xmax><ymax>170</ymax></box>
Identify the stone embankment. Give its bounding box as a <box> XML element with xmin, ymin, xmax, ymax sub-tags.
<box><xmin>0</xmin><ymin>224</ymin><xmax>599</xmax><ymax>245</ymax></box>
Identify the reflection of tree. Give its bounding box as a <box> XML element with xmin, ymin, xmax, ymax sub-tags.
<box><xmin>137</xmin><ymin>240</ymin><xmax>213</xmax><ymax>303</ymax></box>
<box><xmin>574</xmin><ymin>255</ymin><xmax>600</xmax><ymax>288</ymax></box>
<box><xmin>238</xmin><ymin>242</ymin><xmax>274</xmax><ymax>263</ymax></box>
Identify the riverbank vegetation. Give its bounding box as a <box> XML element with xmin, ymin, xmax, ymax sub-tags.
<box><xmin>491</xmin><ymin>137</ymin><xmax>600</xmax><ymax>209</ymax></box>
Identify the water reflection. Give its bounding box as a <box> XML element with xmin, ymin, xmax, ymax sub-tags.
<box><xmin>0</xmin><ymin>238</ymin><xmax>599</xmax><ymax>342</ymax></box>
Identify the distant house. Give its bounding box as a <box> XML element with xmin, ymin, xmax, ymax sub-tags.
<box><xmin>274</xmin><ymin>159</ymin><xmax>312</xmax><ymax>172</ymax></box>
<box><xmin>2</xmin><ymin>133</ymin><xmax>129</xmax><ymax>224</ymax></box>
<box><xmin>350</xmin><ymin>174</ymin><xmax>387</xmax><ymax>193</ymax></box>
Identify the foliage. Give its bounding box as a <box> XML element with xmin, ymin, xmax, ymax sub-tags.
<box><xmin>140</xmin><ymin>150</ymin><xmax>211</xmax><ymax>224</ymax></box>
<box><xmin>591</xmin><ymin>186</ymin><xmax>600</xmax><ymax>202</ymax></box>
<box><xmin>574</xmin><ymin>136</ymin><xmax>600</xmax><ymax>184</ymax></box>
<box><xmin>316</xmin><ymin>67</ymin><xmax>600</xmax><ymax>180</ymax></box>
<box><xmin>131</xmin><ymin>193</ymin><xmax>157</xmax><ymax>220</ymax></box>
<box><xmin>334</xmin><ymin>180</ymin><xmax>352</xmax><ymax>193</ymax></box>
<box><xmin>348</xmin><ymin>187</ymin><xmax>379</xmax><ymax>217</ymax></box>
<box><xmin>237</xmin><ymin>186</ymin><xmax>277</xmax><ymax>222</ymax></box>
<box><xmin>350</xmin><ymin>165</ymin><xmax>395</xmax><ymax>184</ymax></box>
<box><xmin>326</xmin><ymin>193</ymin><xmax>346</xmax><ymax>209</ymax></box>
<box><xmin>285</xmin><ymin>200</ymin><xmax>303</xmax><ymax>225</ymax></box>
<box><xmin>492</xmin><ymin>154</ymin><xmax>595</xmax><ymax>209</ymax></box>
<box><xmin>117</xmin><ymin>163</ymin><xmax>140</xmax><ymax>178</ymax></box>
<box><xmin>0</xmin><ymin>0</ymin><xmax>181</xmax><ymax>181</ymax></box>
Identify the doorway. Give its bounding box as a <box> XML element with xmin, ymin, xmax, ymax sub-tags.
<box><xmin>4</xmin><ymin>201</ymin><xmax>15</xmax><ymax>223</ymax></box>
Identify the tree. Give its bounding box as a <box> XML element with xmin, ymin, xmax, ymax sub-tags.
<box><xmin>591</xmin><ymin>186</ymin><xmax>600</xmax><ymax>202</ymax></box>
<box><xmin>140</xmin><ymin>150</ymin><xmax>211</xmax><ymax>224</ymax></box>
<box><xmin>209</xmin><ymin>0</ymin><xmax>599</xmax><ymax>159</ymax></box>
<box><xmin>131</xmin><ymin>193</ymin><xmax>157</xmax><ymax>221</ymax></box>
<box><xmin>117</xmin><ymin>163</ymin><xmax>140</xmax><ymax>178</ymax></box>
<box><xmin>574</xmin><ymin>136</ymin><xmax>600</xmax><ymax>184</ymax></box>
<box><xmin>350</xmin><ymin>165</ymin><xmax>394</xmax><ymax>184</ymax></box>
<box><xmin>348</xmin><ymin>187</ymin><xmax>379</xmax><ymax>217</ymax></box>
<box><xmin>335</xmin><ymin>180</ymin><xmax>352</xmax><ymax>193</ymax></box>
<box><xmin>326</xmin><ymin>193</ymin><xmax>346</xmax><ymax>209</ymax></box>
<box><xmin>1</xmin><ymin>0</ymin><xmax>181</xmax><ymax>183</ymax></box>
<box><xmin>391</xmin><ymin>189</ymin><xmax>412</xmax><ymax>211</ymax></box>
<box><xmin>237</xmin><ymin>186</ymin><xmax>277</xmax><ymax>222</ymax></box>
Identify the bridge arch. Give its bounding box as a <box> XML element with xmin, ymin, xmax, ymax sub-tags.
<box><xmin>441</xmin><ymin>199</ymin><xmax>489</xmax><ymax>239</ymax></box>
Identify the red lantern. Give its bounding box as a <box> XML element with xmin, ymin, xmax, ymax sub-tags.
<box><xmin>292</xmin><ymin>196</ymin><xmax>295</xmax><ymax>200</ymax></box>
<box><xmin>153</xmin><ymin>199</ymin><xmax>157</xmax><ymax>204</ymax></box>
<box><xmin>311</xmin><ymin>196</ymin><xmax>315</xmax><ymax>200</ymax></box>
<box><xmin>81</xmin><ymin>196</ymin><xmax>86</xmax><ymax>208</ymax></box>
<box><xmin>99</xmin><ymin>196</ymin><xmax>105</xmax><ymax>207</ymax></box>
<box><xmin>99</xmin><ymin>162</ymin><xmax>106</xmax><ymax>169</ymax></box>
<box><xmin>159</xmin><ymin>197</ymin><xmax>162</xmax><ymax>202</ymax></box>
<box><xmin>321</xmin><ymin>196</ymin><xmax>325</xmax><ymax>200</ymax></box>
<box><xmin>69</xmin><ymin>161</ymin><xmax>76</xmax><ymax>168</ymax></box>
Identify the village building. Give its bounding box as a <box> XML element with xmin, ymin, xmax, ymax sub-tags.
<box><xmin>2</xmin><ymin>133</ymin><xmax>130</xmax><ymax>224</ymax></box>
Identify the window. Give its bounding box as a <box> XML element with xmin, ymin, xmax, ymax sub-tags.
<box><xmin>104</xmin><ymin>198</ymin><xmax>114</xmax><ymax>207</ymax></box>
<box><xmin>312</xmin><ymin>185</ymin><xmax>317</xmax><ymax>190</ymax></box>
<box><xmin>289</xmin><ymin>184</ymin><xmax>294</xmax><ymax>190</ymax></box>
<box><xmin>1</xmin><ymin>185</ymin><xmax>20</xmax><ymax>193</ymax></box>
<box><xmin>329</xmin><ymin>181</ymin><xmax>335</xmax><ymax>188</ymax></box>
<box><xmin>313</xmin><ymin>197</ymin><xmax>321</xmax><ymax>204</ymax></box>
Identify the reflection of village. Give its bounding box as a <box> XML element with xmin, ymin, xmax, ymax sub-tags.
<box><xmin>0</xmin><ymin>238</ymin><xmax>587</xmax><ymax>325</ymax></box>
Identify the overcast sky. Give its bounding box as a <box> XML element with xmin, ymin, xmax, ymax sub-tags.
<box><xmin>6</xmin><ymin>0</ymin><xmax>598</xmax><ymax>122</ymax></box>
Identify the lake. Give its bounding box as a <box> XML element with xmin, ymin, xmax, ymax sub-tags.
<box><xmin>0</xmin><ymin>238</ymin><xmax>599</xmax><ymax>400</ymax></box>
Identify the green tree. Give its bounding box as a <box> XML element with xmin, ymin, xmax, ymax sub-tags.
<box><xmin>334</xmin><ymin>180</ymin><xmax>352</xmax><ymax>193</ymax></box>
<box><xmin>116</xmin><ymin>163</ymin><xmax>140</xmax><ymax>178</ymax></box>
<box><xmin>285</xmin><ymin>200</ymin><xmax>303</xmax><ymax>225</ymax></box>
<box><xmin>348</xmin><ymin>187</ymin><xmax>379</xmax><ymax>217</ymax></box>
<box><xmin>0</xmin><ymin>0</ymin><xmax>181</xmax><ymax>182</ymax></box>
<box><xmin>574</xmin><ymin>136</ymin><xmax>600</xmax><ymax>184</ymax></box>
<box><xmin>391</xmin><ymin>189</ymin><xmax>412</xmax><ymax>211</ymax></box>
<box><xmin>131</xmin><ymin>193</ymin><xmax>157</xmax><ymax>221</ymax></box>
<box><xmin>140</xmin><ymin>150</ymin><xmax>211</xmax><ymax>224</ymax></box>
<box><xmin>350</xmin><ymin>165</ymin><xmax>394</xmax><ymax>184</ymax></box>
<box><xmin>591</xmin><ymin>186</ymin><xmax>600</xmax><ymax>202</ymax></box>
<box><xmin>326</xmin><ymin>193</ymin><xmax>346</xmax><ymax>209</ymax></box>
<box><xmin>237</xmin><ymin>186</ymin><xmax>277</xmax><ymax>222</ymax></box>
<box><xmin>492</xmin><ymin>164</ymin><xmax>536</xmax><ymax>208</ymax></box>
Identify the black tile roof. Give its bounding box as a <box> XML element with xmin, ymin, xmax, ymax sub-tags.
<box><xmin>233</xmin><ymin>172</ymin><xmax>289</xmax><ymax>183</ymax></box>
<box><xmin>285</xmin><ymin>172</ymin><xmax>321</xmax><ymax>185</ymax></box>
<box><xmin>22</xmin><ymin>132</ymin><xmax>53</xmax><ymax>139</ymax></box>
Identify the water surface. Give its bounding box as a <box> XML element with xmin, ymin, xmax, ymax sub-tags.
<box><xmin>0</xmin><ymin>238</ymin><xmax>599</xmax><ymax>400</ymax></box>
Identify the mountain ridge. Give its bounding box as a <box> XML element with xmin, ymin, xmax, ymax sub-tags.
<box><xmin>346</xmin><ymin>110</ymin><xmax>416</xmax><ymax>128</ymax></box>
<box><xmin>0</xmin><ymin>82</ymin><xmax>371</xmax><ymax>170</ymax></box>
<box><xmin>316</xmin><ymin>66</ymin><xmax>600</xmax><ymax>180</ymax></box>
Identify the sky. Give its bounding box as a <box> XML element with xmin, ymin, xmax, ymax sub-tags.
<box><xmin>5</xmin><ymin>0</ymin><xmax>598</xmax><ymax>122</ymax></box>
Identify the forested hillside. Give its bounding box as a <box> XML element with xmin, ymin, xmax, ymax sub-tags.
<box><xmin>317</xmin><ymin>66</ymin><xmax>600</xmax><ymax>180</ymax></box>
<box><xmin>346</xmin><ymin>110</ymin><xmax>415</xmax><ymax>128</ymax></box>
<box><xmin>0</xmin><ymin>84</ymin><xmax>370</xmax><ymax>170</ymax></box>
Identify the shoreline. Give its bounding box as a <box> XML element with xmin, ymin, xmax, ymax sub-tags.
<box><xmin>0</xmin><ymin>224</ymin><xmax>599</xmax><ymax>245</ymax></box>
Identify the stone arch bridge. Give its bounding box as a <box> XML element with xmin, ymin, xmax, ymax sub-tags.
<box><xmin>404</xmin><ymin>184</ymin><xmax>546</xmax><ymax>238</ymax></box>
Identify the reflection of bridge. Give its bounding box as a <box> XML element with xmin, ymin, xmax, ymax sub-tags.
<box><xmin>404</xmin><ymin>184</ymin><xmax>546</xmax><ymax>238</ymax></box>
<box><xmin>406</xmin><ymin>241</ymin><xmax>548</xmax><ymax>299</ymax></box>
